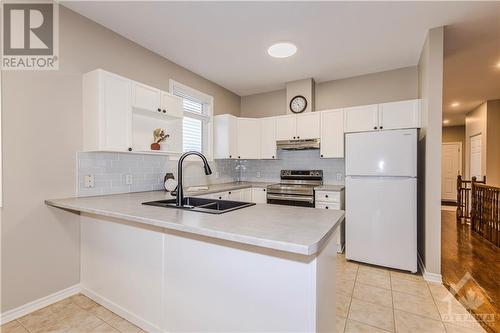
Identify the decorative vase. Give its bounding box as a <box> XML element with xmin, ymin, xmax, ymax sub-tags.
<box><xmin>151</xmin><ymin>143</ymin><xmax>160</xmax><ymax>150</ymax></box>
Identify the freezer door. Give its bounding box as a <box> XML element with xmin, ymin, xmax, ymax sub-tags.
<box><xmin>345</xmin><ymin>176</ymin><xmax>417</xmax><ymax>272</ymax></box>
<box><xmin>345</xmin><ymin>129</ymin><xmax>417</xmax><ymax>177</ymax></box>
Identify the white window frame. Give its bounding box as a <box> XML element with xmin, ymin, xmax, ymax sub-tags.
<box><xmin>169</xmin><ymin>79</ymin><xmax>214</xmax><ymax>161</ymax></box>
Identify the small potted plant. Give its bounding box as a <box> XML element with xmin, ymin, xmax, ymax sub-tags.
<box><xmin>151</xmin><ymin>128</ymin><xmax>169</xmax><ymax>150</ymax></box>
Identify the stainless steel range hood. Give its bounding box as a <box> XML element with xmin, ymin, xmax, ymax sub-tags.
<box><xmin>276</xmin><ymin>139</ymin><xmax>320</xmax><ymax>150</ymax></box>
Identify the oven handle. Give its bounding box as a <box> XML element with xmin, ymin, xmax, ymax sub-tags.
<box><xmin>267</xmin><ymin>194</ymin><xmax>314</xmax><ymax>203</ymax></box>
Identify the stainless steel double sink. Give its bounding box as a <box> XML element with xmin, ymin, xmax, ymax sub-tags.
<box><xmin>142</xmin><ymin>197</ymin><xmax>255</xmax><ymax>214</ymax></box>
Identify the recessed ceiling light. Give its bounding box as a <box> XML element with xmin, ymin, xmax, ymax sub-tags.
<box><xmin>451</xmin><ymin>102</ymin><xmax>460</xmax><ymax>107</ymax></box>
<box><xmin>443</xmin><ymin>119</ymin><xmax>450</xmax><ymax>124</ymax></box>
<box><xmin>267</xmin><ymin>42</ymin><xmax>297</xmax><ymax>58</ymax></box>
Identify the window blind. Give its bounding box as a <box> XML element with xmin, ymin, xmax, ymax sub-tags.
<box><xmin>173</xmin><ymin>86</ymin><xmax>208</xmax><ymax>153</ymax></box>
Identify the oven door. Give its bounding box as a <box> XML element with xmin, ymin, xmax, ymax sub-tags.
<box><xmin>266</xmin><ymin>193</ymin><xmax>315</xmax><ymax>208</ymax></box>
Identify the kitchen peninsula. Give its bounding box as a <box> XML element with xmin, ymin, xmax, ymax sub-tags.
<box><xmin>46</xmin><ymin>190</ymin><xmax>344</xmax><ymax>333</ymax></box>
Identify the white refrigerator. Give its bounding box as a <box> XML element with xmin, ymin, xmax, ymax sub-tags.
<box><xmin>345</xmin><ymin>129</ymin><xmax>417</xmax><ymax>272</ymax></box>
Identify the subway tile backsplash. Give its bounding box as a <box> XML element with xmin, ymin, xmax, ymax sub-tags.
<box><xmin>238</xmin><ymin>150</ymin><xmax>345</xmax><ymax>184</ymax></box>
<box><xmin>77</xmin><ymin>150</ymin><xmax>344</xmax><ymax>197</ymax></box>
<box><xmin>77</xmin><ymin>152</ymin><xmax>237</xmax><ymax>197</ymax></box>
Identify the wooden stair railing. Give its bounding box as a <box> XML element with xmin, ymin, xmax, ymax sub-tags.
<box><xmin>471</xmin><ymin>182</ymin><xmax>500</xmax><ymax>247</ymax></box>
<box><xmin>457</xmin><ymin>175</ymin><xmax>486</xmax><ymax>222</ymax></box>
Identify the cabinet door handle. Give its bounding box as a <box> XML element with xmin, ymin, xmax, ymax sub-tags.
<box><xmin>229</xmin><ymin>191</ymin><xmax>232</xmax><ymax>195</ymax></box>
<box><xmin>272</xmin><ymin>155</ymin><xmax>275</xmax><ymax>159</ymax></box>
<box><xmin>229</xmin><ymin>155</ymin><xmax>232</xmax><ymax>158</ymax></box>
<box><xmin>325</xmin><ymin>194</ymin><xmax>329</xmax><ymax>198</ymax></box>
<box><xmin>293</xmin><ymin>136</ymin><xmax>296</xmax><ymax>139</ymax></box>
<box><xmin>297</xmin><ymin>136</ymin><xmax>300</xmax><ymax>139</ymax></box>
<box><xmin>162</xmin><ymin>110</ymin><xmax>166</xmax><ymax>113</ymax></box>
<box><xmin>157</xmin><ymin>108</ymin><xmax>161</xmax><ymax>112</ymax></box>
<box><xmin>373</xmin><ymin>126</ymin><xmax>378</xmax><ymax>130</ymax></box>
<box><xmin>263</xmin><ymin>189</ymin><xmax>266</xmax><ymax>192</ymax></box>
<box><xmin>325</xmin><ymin>206</ymin><xmax>329</xmax><ymax>209</ymax></box>
<box><xmin>238</xmin><ymin>156</ymin><xmax>241</xmax><ymax>159</ymax></box>
<box><xmin>380</xmin><ymin>126</ymin><xmax>383</xmax><ymax>129</ymax></box>
<box><xmin>128</xmin><ymin>147</ymin><xmax>132</xmax><ymax>151</ymax></box>
<box><xmin>218</xmin><ymin>196</ymin><xmax>222</xmax><ymax>200</ymax></box>
<box><xmin>321</xmin><ymin>154</ymin><xmax>324</xmax><ymax>158</ymax></box>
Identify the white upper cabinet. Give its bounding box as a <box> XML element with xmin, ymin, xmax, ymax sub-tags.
<box><xmin>379</xmin><ymin>99</ymin><xmax>421</xmax><ymax>130</ymax></box>
<box><xmin>344</xmin><ymin>104</ymin><xmax>379</xmax><ymax>133</ymax></box>
<box><xmin>260</xmin><ymin>117</ymin><xmax>277</xmax><ymax>159</ymax></box>
<box><xmin>320</xmin><ymin>109</ymin><xmax>344</xmax><ymax>158</ymax></box>
<box><xmin>83</xmin><ymin>69</ymin><xmax>183</xmax><ymax>154</ymax></box>
<box><xmin>161</xmin><ymin>92</ymin><xmax>183</xmax><ymax>118</ymax></box>
<box><xmin>237</xmin><ymin>118</ymin><xmax>261</xmax><ymax>159</ymax></box>
<box><xmin>132</xmin><ymin>82</ymin><xmax>161</xmax><ymax>113</ymax></box>
<box><xmin>296</xmin><ymin>113</ymin><xmax>320</xmax><ymax>140</ymax></box>
<box><xmin>214</xmin><ymin>114</ymin><xmax>238</xmax><ymax>159</ymax></box>
<box><xmin>276</xmin><ymin>115</ymin><xmax>297</xmax><ymax>140</ymax></box>
<box><xmin>83</xmin><ymin>69</ymin><xmax>132</xmax><ymax>151</ymax></box>
<box><xmin>276</xmin><ymin>113</ymin><xmax>321</xmax><ymax>140</ymax></box>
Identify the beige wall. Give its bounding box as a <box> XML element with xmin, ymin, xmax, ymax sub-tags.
<box><xmin>1</xmin><ymin>7</ymin><xmax>240</xmax><ymax>312</ymax></box>
<box><xmin>486</xmin><ymin>100</ymin><xmax>500</xmax><ymax>187</ymax></box>
<box><xmin>442</xmin><ymin>125</ymin><xmax>465</xmax><ymax>174</ymax></box>
<box><xmin>417</xmin><ymin>27</ymin><xmax>444</xmax><ymax>277</ymax></box>
<box><xmin>240</xmin><ymin>66</ymin><xmax>418</xmax><ymax>117</ymax></box>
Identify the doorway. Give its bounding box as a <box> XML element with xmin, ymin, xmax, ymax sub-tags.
<box><xmin>441</xmin><ymin>142</ymin><xmax>462</xmax><ymax>202</ymax></box>
<box><xmin>470</xmin><ymin>134</ymin><xmax>482</xmax><ymax>179</ymax></box>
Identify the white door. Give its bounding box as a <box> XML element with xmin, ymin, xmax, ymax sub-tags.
<box><xmin>346</xmin><ymin>176</ymin><xmax>417</xmax><ymax>272</ymax></box>
<box><xmin>320</xmin><ymin>109</ymin><xmax>344</xmax><ymax>158</ymax></box>
<box><xmin>441</xmin><ymin>143</ymin><xmax>461</xmax><ymax>201</ymax></box>
<box><xmin>379</xmin><ymin>100</ymin><xmax>421</xmax><ymax>130</ymax></box>
<box><xmin>470</xmin><ymin>134</ymin><xmax>482</xmax><ymax>179</ymax></box>
<box><xmin>260</xmin><ymin>118</ymin><xmax>277</xmax><ymax>159</ymax></box>
<box><xmin>237</xmin><ymin>118</ymin><xmax>261</xmax><ymax>159</ymax></box>
<box><xmin>296</xmin><ymin>113</ymin><xmax>320</xmax><ymax>140</ymax></box>
<box><xmin>344</xmin><ymin>104</ymin><xmax>379</xmax><ymax>133</ymax></box>
<box><xmin>101</xmin><ymin>72</ymin><xmax>132</xmax><ymax>151</ymax></box>
<box><xmin>275</xmin><ymin>115</ymin><xmax>296</xmax><ymax>140</ymax></box>
<box><xmin>345</xmin><ymin>129</ymin><xmax>417</xmax><ymax>177</ymax></box>
<box><xmin>132</xmin><ymin>82</ymin><xmax>161</xmax><ymax>112</ymax></box>
<box><xmin>214</xmin><ymin>115</ymin><xmax>238</xmax><ymax>159</ymax></box>
<box><xmin>161</xmin><ymin>92</ymin><xmax>183</xmax><ymax>118</ymax></box>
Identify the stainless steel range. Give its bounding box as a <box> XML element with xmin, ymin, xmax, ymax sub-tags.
<box><xmin>267</xmin><ymin>170</ymin><xmax>323</xmax><ymax>207</ymax></box>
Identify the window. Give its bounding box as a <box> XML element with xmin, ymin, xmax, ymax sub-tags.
<box><xmin>170</xmin><ymin>80</ymin><xmax>213</xmax><ymax>159</ymax></box>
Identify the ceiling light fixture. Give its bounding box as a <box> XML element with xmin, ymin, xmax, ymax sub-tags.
<box><xmin>267</xmin><ymin>42</ymin><xmax>297</xmax><ymax>58</ymax></box>
<box><xmin>443</xmin><ymin>119</ymin><xmax>450</xmax><ymax>124</ymax></box>
<box><xmin>451</xmin><ymin>102</ymin><xmax>460</xmax><ymax>107</ymax></box>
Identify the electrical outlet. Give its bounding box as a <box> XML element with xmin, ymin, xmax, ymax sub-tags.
<box><xmin>336</xmin><ymin>173</ymin><xmax>343</xmax><ymax>181</ymax></box>
<box><xmin>125</xmin><ymin>174</ymin><xmax>133</xmax><ymax>185</ymax></box>
<box><xmin>84</xmin><ymin>175</ymin><xmax>94</xmax><ymax>188</ymax></box>
<box><xmin>256</xmin><ymin>171</ymin><xmax>261</xmax><ymax>178</ymax></box>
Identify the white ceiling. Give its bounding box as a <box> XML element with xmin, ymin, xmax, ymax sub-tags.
<box><xmin>63</xmin><ymin>1</ymin><xmax>499</xmax><ymax>97</ymax></box>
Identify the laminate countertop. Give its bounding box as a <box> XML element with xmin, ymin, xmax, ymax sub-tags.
<box><xmin>46</xmin><ymin>190</ymin><xmax>344</xmax><ymax>256</ymax></box>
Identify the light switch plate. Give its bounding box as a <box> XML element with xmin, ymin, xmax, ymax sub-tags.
<box><xmin>84</xmin><ymin>175</ymin><xmax>94</xmax><ymax>188</ymax></box>
<box><xmin>336</xmin><ymin>173</ymin><xmax>343</xmax><ymax>181</ymax></box>
<box><xmin>256</xmin><ymin>171</ymin><xmax>261</xmax><ymax>178</ymax></box>
<box><xmin>125</xmin><ymin>174</ymin><xmax>133</xmax><ymax>185</ymax></box>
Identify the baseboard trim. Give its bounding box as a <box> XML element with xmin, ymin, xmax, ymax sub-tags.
<box><xmin>0</xmin><ymin>284</ymin><xmax>82</xmax><ymax>325</ymax></box>
<box><xmin>418</xmin><ymin>254</ymin><xmax>443</xmax><ymax>284</ymax></box>
<box><xmin>81</xmin><ymin>287</ymin><xmax>163</xmax><ymax>333</ymax></box>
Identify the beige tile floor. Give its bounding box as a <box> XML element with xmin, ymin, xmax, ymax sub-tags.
<box><xmin>335</xmin><ymin>254</ymin><xmax>487</xmax><ymax>333</ymax></box>
<box><xmin>1</xmin><ymin>254</ymin><xmax>488</xmax><ymax>333</ymax></box>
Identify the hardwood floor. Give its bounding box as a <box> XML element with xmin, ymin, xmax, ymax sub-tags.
<box><xmin>441</xmin><ymin>209</ymin><xmax>500</xmax><ymax>333</ymax></box>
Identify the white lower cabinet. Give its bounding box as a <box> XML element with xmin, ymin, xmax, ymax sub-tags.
<box><xmin>251</xmin><ymin>187</ymin><xmax>267</xmax><ymax>204</ymax></box>
<box><xmin>227</xmin><ymin>189</ymin><xmax>242</xmax><ymax>201</ymax></box>
<box><xmin>315</xmin><ymin>189</ymin><xmax>345</xmax><ymax>253</ymax></box>
<box><xmin>241</xmin><ymin>188</ymin><xmax>252</xmax><ymax>202</ymax></box>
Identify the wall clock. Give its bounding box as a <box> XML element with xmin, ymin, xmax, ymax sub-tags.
<box><xmin>290</xmin><ymin>95</ymin><xmax>308</xmax><ymax>113</ymax></box>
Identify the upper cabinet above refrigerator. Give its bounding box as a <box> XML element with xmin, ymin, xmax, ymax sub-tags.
<box><xmin>344</xmin><ymin>99</ymin><xmax>421</xmax><ymax>133</ymax></box>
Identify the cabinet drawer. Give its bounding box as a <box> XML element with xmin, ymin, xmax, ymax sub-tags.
<box><xmin>315</xmin><ymin>191</ymin><xmax>340</xmax><ymax>203</ymax></box>
<box><xmin>315</xmin><ymin>202</ymin><xmax>341</xmax><ymax>210</ymax></box>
